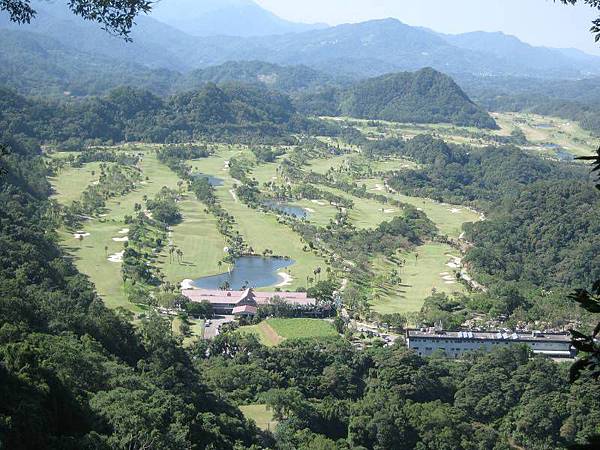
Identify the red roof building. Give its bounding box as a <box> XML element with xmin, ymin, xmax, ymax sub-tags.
<box><xmin>182</xmin><ymin>287</ymin><xmax>317</xmax><ymax>316</ymax></box>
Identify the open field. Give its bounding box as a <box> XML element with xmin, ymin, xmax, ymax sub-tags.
<box><xmin>268</xmin><ymin>318</ymin><xmax>337</xmax><ymax>339</ymax></box>
<box><xmin>318</xmin><ymin>184</ymin><xmax>405</xmax><ymax>229</ymax></box>
<box><xmin>239</xmin><ymin>405</ymin><xmax>277</xmax><ymax>431</ymax></box>
<box><xmin>240</xmin><ymin>320</ymin><xmax>283</xmax><ymax>346</ymax></box>
<box><xmin>370</xmin><ymin>243</ymin><xmax>466</xmax><ymax>314</ymax></box>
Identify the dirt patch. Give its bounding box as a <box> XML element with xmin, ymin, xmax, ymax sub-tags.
<box><xmin>258</xmin><ymin>322</ymin><xmax>283</xmax><ymax>346</ymax></box>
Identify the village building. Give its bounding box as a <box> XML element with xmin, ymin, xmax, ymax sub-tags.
<box><xmin>181</xmin><ymin>287</ymin><xmax>317</xmax><ymax>316</ymax></box>
<box><xmin>406</xmin><ymin>329</ymin><xmax>575</xmax><ymax>359</ymax></box>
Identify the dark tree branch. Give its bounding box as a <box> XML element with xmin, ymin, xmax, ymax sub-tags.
<box><xmin>0</xmin><ymin>0</ymin><xmax>155</xmax><ymax>39</ymax></box>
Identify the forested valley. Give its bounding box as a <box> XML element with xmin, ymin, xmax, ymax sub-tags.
<box><xmin>1</xmin><ymin>1</ymin><xmax>600</xmax><ymax>449</ymax></box>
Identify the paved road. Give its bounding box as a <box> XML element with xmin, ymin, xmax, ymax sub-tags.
<box><xmin>203</xmin><ymin>315</ymin><xmax>235</xmax><ymax>339</ymax></box>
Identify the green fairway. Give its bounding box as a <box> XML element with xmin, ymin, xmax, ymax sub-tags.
<box><xmin>318</xmin><ymin>184</ymin><xmax>404</xmax><ymax>229</ymax></box>
<box><xmin>189</xmin><ymin>150</ymin><xmax>328</xmax><ymax>291</ymax></box>
<box><xmin>51</xmin><ymin>151</ymin><xmax>184</xmax><ymax>311</ymax></box>
<box><xmin>239</xmin><ymin>405</ymin><xmax>277</xmax><ymax>431</ymax></box>
<box><xmin>358</xmin><ymin>178</ymin><xmax>481</xmax><ymax>238</ymax></box>
<box><xmin>370</xmin><ymin>243</ymin><xmax>466</xmax><ymax>314</ymax></box>
<box><xmin>157</xmin><ymin>194</ymin><xmax>226</xmax><ymax>285</ymax></box>
<box><xmin>50</xmin><ymin>161</ymin><xmax>112</xmax><ymax>205</ymax></box>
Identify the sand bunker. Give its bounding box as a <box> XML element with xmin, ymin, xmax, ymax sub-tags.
<box><xmin>108</xmin><ymin>251</ymin><xmax>124</xmax><ymax>263</ymax></box>
<box><xmin>311</xmin><ymin>200</ymin><xmax>327</xmax><ymax>206</ymax></box>
<box><xmin>112</xmin><ymin>236</ymin><xmax>129</xmax><ymax>242</ymax></box>
<box><xmin>384</xmin><ymin>209</ymin><xmax>395</xmax><ymax>214</ymax></box>
<box><xmin>73</xmin><ymin>232</ymin><xmax>90</xmax><ymax>239</ymax></box>
<box><xmin>305</xmin><ymin>208</ymin><xmax>316</xmax><ymax>213</ymax></box>
<box><xmin>449</xmin><ymin>208</ymin><xmax>462</xmax><ymax>214</ymax></box>
<box><xmin>118</xmin><ymin>228</ymin><xmax>129</xmax><ymax>234</ymax></box>
<box><xmin>180</xmin><ymin>279</ymin><xmax>194</xmax><ymax>290</ymax></box>
<box><xmin>275</xmin><ymin>272</ymin><xmax>293</xmax><ymax>287</ymax></box>
<box><xmin>444</xmin><ymin>281</ymin><xmax>456</xmax><ymax>285</ymax></box>
<box><xmin>373</xmin><ymin>184</ymin><xmax>385</xmax><ymax>191</ymax></box>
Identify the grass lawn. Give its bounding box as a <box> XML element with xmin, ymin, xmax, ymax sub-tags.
<box><xmin>239</xmin><ymin>405</ymin><xmax>277</xmax><ymax>432</ymax></box>
<box><xmin>49</xmin><ymin>161</ymin><xmax>112</xmax><ymax>205</ymax></box>
<box><xmin>318</xmin><ymin>184</ymin><xmax>404</xmax><ymax>229</ymax></box>
<box><xmin>293</xmin><ymin>199</ymin><xmax>339</xmax><ymax>227</ymax></box>
<box><xmin>267</xmin><ymin>318</ymin><xmax>337</xmax><ymax>340</ymax></box>
<box><xmin>370</xmin><ymin>243</ymin><xmax>466</xmax><ymax>314</ymax></box>
<box><xmin>157</xmin><ymin>194</ymin><xmax>226</xmax><ymax>285</ymax></box>
<box><xmin>308</xmin><ymin>154</ymin><xmax>353</xmax><ymax>174</ymax></box>
<box><xmin>51</xmin><ymin>150</ymin><xmax>184</xmax><ymax>311</ymax></box>
<box><xmin>358</xmin><ymin>178</ymin><xmax>482</xmax><ymax>238</ymax></box>
<box><xmin>241</xmin><ymin>318</ymin><xmax>337</xmax><ymax>345</ymax></box>
<box><xmin>240</xmin><ymin>321</ymin><xmax>283</xmax><ymax>346</ymax></box>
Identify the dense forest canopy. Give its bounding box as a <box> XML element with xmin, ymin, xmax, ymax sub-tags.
<box><xmin>0</xmin><ymin>82</ymin><xmax>333</xmax><ymax>145</ymax></box>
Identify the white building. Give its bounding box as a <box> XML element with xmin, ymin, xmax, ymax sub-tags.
<box><xmin>406</xmin><ymin>329</ymin><xmax>575</xmax><ymax>359</ymax></box>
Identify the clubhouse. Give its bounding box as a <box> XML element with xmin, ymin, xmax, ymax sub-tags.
<box><xmin>181</xmin><ymin>287</ymin><xmax>317</xmax><ymax>317</ymax></box>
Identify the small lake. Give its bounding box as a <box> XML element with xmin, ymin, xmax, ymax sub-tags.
<box><xmin>535</xmin><ymin>124</ymin><xmax>554</xmax><ymax>129</ymax></box>
<box><xmin>192</xmin><ymin>256</ymin><xmax>295</xmax><ymax>290</ymax></box>
<box><xmin>191</xmin><ymin>172</ymin><xmax>224</xmax><ymax>186</ymax></box>
<box><xmin>554</xmin><ymin>149</ymin><xmax>575</xmax><ymax>161</ymax></box>
<box><xmin>264</xmin><ymin>200</ymin><xmax>308</xmax><ymax>219</ymax></box>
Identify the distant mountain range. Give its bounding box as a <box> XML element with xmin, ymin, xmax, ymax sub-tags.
<box><xmin>2</xmin><ymin>3</ymin><xmax>600</xmax><ymax>81</ymax></box>
<box><xmin>151</xmin><ymin>0</ymin><xmax>327</xmax><ymax>37</ymax></box>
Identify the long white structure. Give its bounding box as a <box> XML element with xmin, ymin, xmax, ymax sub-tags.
<box><xmin>406</xmin><ymin>329</ymin><xmax>575</xmax><ymax>359</ymax></box>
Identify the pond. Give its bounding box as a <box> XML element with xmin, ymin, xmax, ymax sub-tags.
<box><xmin>534</xmin><ymin>123</ymin><xmax>554</xmax><ymax>129</ymax></box>
<box><xmin>192</xmin><ymin>256</ymin><xmax>295</xmax><ymax>290</ymax></box>
<box><xmin>191</xmin><ymin>172</ymin><xmax>224</xmax><ymax>186</ymax></box>
<box><xmin>554</xmin><ymin>149</ymin><xmax>574</xmax><ymax>161</ymax></box>
<box><xmin>263</xmin><ymin>200</ymin><xmax>308</xmax><ymax>219</ymax></box>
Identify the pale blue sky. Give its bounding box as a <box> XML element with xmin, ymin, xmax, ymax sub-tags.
<box><xmin>255</xmin><ymin>0</ymin><xmax>600</xmax><ymax>55</ymax></box>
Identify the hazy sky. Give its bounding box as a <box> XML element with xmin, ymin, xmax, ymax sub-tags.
<box><xmin>255</xmin><ymin>0</ymin><xmax>600</xmax><ymax>55</ymax></box>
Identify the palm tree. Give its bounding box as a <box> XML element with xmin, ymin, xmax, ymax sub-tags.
<box><xmin>176</xmin><ymin>248</ymin><xmax>183</xmax><ymax>264</ymax></box>
<box><xmin>168</xmin><ymin>246</ymin><xmax>174</xmax><ymax>263</ymax></box>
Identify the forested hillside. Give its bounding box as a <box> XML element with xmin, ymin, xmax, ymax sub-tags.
<box><xmin>0</xmin><ymin>83</ymin><xmax>331</xmax><ymax>145</ymax></box>
<box><xmin>464</xmin><ymin>180</ymin><xmax>600</xmax><ymax>288</ymax></box>
<box><xmin>0</xmin><ymin>134</ymin><xmax>265</xmax><ymax>449</ymax></box>
<box><xmin>297</xmin><ymin>68</ymin><xmax>497</xmax><ymax>128</ymax></box>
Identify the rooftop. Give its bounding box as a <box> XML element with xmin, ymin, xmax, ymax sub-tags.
<box><xmin>182</xmin><ymin>288</ymin><xmax>316</xmax><ymax>306</ymax></box>
<box><xmin>407</xmin><ymin>329</ymin><xmax>572</xmax><ymax>343</ymax></box>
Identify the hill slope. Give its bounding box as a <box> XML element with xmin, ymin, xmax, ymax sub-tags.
<box><xmin>297</xmin><ymin>68</ymin><xmax>497</xmax><ymax>129</ymax></box>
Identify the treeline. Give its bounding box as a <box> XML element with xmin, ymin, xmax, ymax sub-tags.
<box><xmin>198</xmin><ymin>334</ymin><xmax>599</xmax><ymax>450</ymax></box>
<box><xmin>0</xmin><ymin>134</ymin><xmax>265</xmax><ymax>448</ymax></box>
<box><xmin>0</xmin><ymin>83</ymin><xmax>338</xmax><ymax>147</ymax></box>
